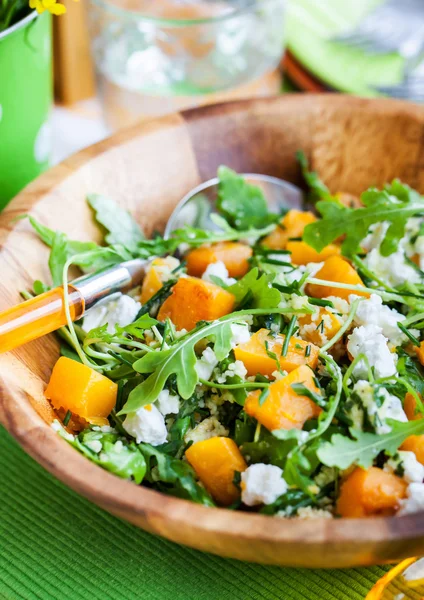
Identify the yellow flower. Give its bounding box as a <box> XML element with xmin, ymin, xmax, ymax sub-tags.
<box><xmin>29</xmin><ymin>0</ymin><xmax>79</xmax><ymax>15</ymax></box>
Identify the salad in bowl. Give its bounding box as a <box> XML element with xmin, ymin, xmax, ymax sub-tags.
<box><xmin>29</xmin><ymin>152</ymin><xmax>424</xmax><ymax>519</ymax></box>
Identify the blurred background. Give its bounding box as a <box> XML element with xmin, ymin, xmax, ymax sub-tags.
<box><xmin>2</xmin><ymin>0</ymin><xmax>424</xmax><ymax>208</ymax></box>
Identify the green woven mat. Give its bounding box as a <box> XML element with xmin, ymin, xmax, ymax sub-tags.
<box><xmin>0</xmin><ymin>426</ymin><xmax>390</xmax><ymax>600</ymax></box>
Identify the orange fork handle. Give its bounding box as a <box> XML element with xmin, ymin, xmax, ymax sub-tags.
<box><xmin>0</xmin><ymin>286</ymin><xmax>84</xmax><ymax>354</ymax></box>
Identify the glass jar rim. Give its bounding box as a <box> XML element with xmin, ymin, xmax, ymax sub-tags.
<box><xmin>89</xmin><ymin>0</ymin><xmax>280</xmax><ymax>25</ymax></box>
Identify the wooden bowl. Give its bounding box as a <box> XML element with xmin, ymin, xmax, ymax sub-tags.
<box><xmin>2</xmin><ymin>94</ymin><xmax>424</xmax><ymax>569</ymax></box>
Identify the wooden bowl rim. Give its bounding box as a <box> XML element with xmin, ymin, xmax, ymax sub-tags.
<box><xmin>2</xmin><ymin>94</ymin><xmax>424</xmax><ymax>552</ymax></box>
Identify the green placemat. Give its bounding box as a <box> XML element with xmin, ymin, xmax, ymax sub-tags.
<box><xmin>0</xmin><ymin>426</ymin><xmax>391</xmax><ymax>600</ymax></box>
<box><xmin>286</xmin><ymin>0</ymin><xmax>405</xmax><ymax>96</ymax></box>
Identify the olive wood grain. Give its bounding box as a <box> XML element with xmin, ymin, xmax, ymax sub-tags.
<box><xmin>1</xmin><ymin>95</ymin><xmax>424</xmax><ymax>568</ymax></box>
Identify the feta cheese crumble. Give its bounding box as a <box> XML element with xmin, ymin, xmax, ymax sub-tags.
<box><xmin>202</xmin><ymin>261</ymin><xmax>236</xmax><ymax>285</ymax></box>
<box><xmin>361</xmin><ymin>222</ymin><xmax>390</xmax><ymax>252</ymax></box>
<box><xmin>347</xmin><ymin>324</ymin><xmax>397</xmax><ymax>379</ymax></box>
<box><xmin>364</xmin><ymin>248</ymin><xmax>420</xmax><ymax>287</ymax></box>
<box><xmin>241</xmin><ymin>463</ymin><xmax>288</xmax><ymax>506</ymax></box>
<box><xmin>216</xmin><ymin>360</ymin><xmax>247</xmax><ymax>383</ymax></box>
<box><xmin>385</xmin><ymin>451</ymin><xmax>424</xmax><ymax>484</ymax></box>
<box><xmin>352</xmin><ymin>293</ymin><xmax>409</xmax><ymax>347</ymax></box>
<box><xmin>123</xmin><ymin>404</ymin><xmax>168</xmax><ymax>446</ymax></box>
<box><xmin>398</xmin><ymin>482</ymin><xmax>424</xmax><ymax>516</ymax></box>
<box><xmin>230</xmin><ymin>322</ymin><xmax>251</xmax><ymax>347</ymax></box>
<box><xmin>184</xmin><ymin>416</ymin><xmax>229</xmax><ymax>444</ymax></box>
<box><xmin>352</xmin><ymin>380</ymin><xmax>407</xmax><ymax>434</ymax></box>
<box><xmin>83</xmin><ymin>294</ymin><xmax>141</xmax><ymax>333</ymax></box>
<box><xmin>195</xmin><ymin>347</ymin><xmax>219</xmax><ymax>381</ymax></box>
<box><xmin>156</xmin><ymin>389</ymin><xmax>180</xmax><ymax>416</ymax></box>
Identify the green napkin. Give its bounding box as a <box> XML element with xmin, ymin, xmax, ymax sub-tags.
<box><xmin>286</xmin><ymin>0</ymin><xmax>405</xmax><ymax>96</ymax></box>
<box><xmin>0</xmin><ymin>426</ymin><xmax>391</xmax><ymax>600</ymax></box>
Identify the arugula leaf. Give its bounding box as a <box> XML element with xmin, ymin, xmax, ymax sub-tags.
<box><xmin>120</xmin><ymin>318</ymin><xmax>240</xmax><ymax>413</ymax></box>
<box><xmin>28</xmin><ymin>216</ymin><xmax>56</xmax><ymax>246</ymax></box>
<box><xmin>49</xmin><ymin>232</ymin><xmax>69</xmax><ymax>286</ymax></box>
<box><xmin>84</xmin><ymin>314</ymin><xmax>156</xmax><ymax>348</ymax></box>
<box><xmin>87</xmin><ymin>194</ymin><xmax>145</xmax><ymax>253</ymax></box>
<box><xmin>33</xmin><ymin>280</ymin><xmax>50</xmax><ymax>295</ymax></box>
<box><xmin>171</xmin><ymin>222</ymin><xmax>275</xmax><ymax>248</ymax></box>
<box><xmin>227</xmin><ymin>268</ymin><xmax>281</xmax><ymax>309</ymax></box>
<box><xmin>60</xmin><ymin>344</ymin><xmax>82</xmax><ymax>363</ymax></box>
<box><xmin>138</xmin><ymin>444</ymin><xmax>214</xmax><ymax>506</ymax></box>
<box><xmin>291</xmin><ymin>382</ymin><xmax>326</xmax><ymax>409</ymax></box>
<box><xmin>136</xmin><ymin>235</ymin><xmax>179</xmax><ymax>260</ymax></box>
<box><xmin>120</xmin><ymin>309</ymin><xmax>291</xmax><ymax>414</ymax></box>
<box><xmin>317</xmin><ymin>419</ymin><xmax>424</xmax><ymax>470</ymax></box>
<box><xmin>241</xmin><ymin>434</ymin><xmax>296</xmax><ymax>468</ymax></box>
<box><xmin>260</xmin><ymin>489</ymin><xmax>316</xmax><ymax>516</ymax></box>
<box><xmin>123</xmin><ymin>314</ymin><xmax>159</xmax><ymax>337</ymax></box>
<box><xmin>30</xmin><ymin>216</ymin><xmax>132</xmax><ymax>284</ymax></box>
<box><xmin>283</xmin><ymin>450</ymin><xmax>316</xmax><ymax>494</ymax></box>
<box><xmin>97</xmin><ymin>441</ymin><xmax>146</xmax><ymax>482</ymax></box>
<box><xmin>216</xmin><ymin>166</ymin><xmax>278</xmax><ymax>230</ymax></box>
<box><xmin>297</xmin><ymin>150</ymin><xmax>332</xmax><ymax>204</ymax></box>
<box><xmin>303</xmin><ymin>180</ymin><xmax>424</xmax><ymax>257</ymax></box>
<box><xmin>62</xmin><ymin>429</ymin><xmax>147</xmax><ymax>484</ymax></box>
<box><xmin>396</xmin><ymin>349</ymin><xmax>424</xmax><ymax>397</ymax></box>
<box><xmin>210</xmin><ymin>322</ymin><xmax>233</xmax><ymax>361</ymax></box>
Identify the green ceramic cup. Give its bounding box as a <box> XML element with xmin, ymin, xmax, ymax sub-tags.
<box><xmin>0</xmin><ymin>11</ymin><xmax>52</xmax><ymax>211</ymax></box>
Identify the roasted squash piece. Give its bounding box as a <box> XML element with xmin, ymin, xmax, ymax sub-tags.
<box><xmin>244</xmin><ymin>364</ymin><xmax>322</xmax><ymax>431</ymax></box>
<box><xmin>415</xmin><ymin>341</ymin><xmax>424</xmax><ymax>367</ymax></box>
<box><xmin>157</xmin><ymin>276</ymin><xmax>235</xmax><ymax>331</ymax></box>
<box><xmin>298</xmin><ymin>308</ymin><xmax>343</xmax><ymax>347</ymax></box>
<box><xmin>234</xmin><ymin>328</ymin><xmax>319</xmax><ymax>378</ymax></box>
<box><xmin>401</xmin><ymin>435</ymin><xmax>424</xmax><ymax>465</ymax></box>
<box><xmin>404</xmin><ymin>392</ymin><xmax>423</xmax><ymax>421</ymax></box>
<box><xmin>186</xmin><ymin>242</ymin><xmax>252</xmax><ymax>278</ymax></box>
<box><xmin>185</xmin><ymin>437</ymin><xmax>247</xmax><ymax>505</ymax></box>
<box><xmin>45</xmin><ymin>356</ymin><xmax>117</xmax><ymax>423</ymax></box>
<box><xmin>286</xmin><ymin>240</ymin><xmax>340</xmax><ymax>266</ymax></box>
<box><xmin>337</xmin><ymin>467</ymin><xmax>407</xmax><ymax>518</ymax></box>
<box><xmin>306</xmin><ymin>255</ymin><xmax>369</xmax><ymax>301</ymax></box>
<box><xmin>140</xmin><ymin>257</ymin><xmax>179</xmax><ymax>304</ymax></box>
<box><xmin>261</xmin><ymin>209</ymin><xmax>316</xmax><ymax>250</ymax></box>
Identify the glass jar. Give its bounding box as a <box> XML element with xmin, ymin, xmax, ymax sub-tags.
<box><xmin>88</xmin><ymin>0</ymin><xmax>286</xmax><ymax>130</ymax></box>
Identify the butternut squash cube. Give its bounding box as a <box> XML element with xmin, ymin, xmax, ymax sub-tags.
<box><xmin>157</xmin><ymin>276</ymin><xmax>235</xmax><ymax>331</ymax></box>
<box><xmin>185</xmin><ymin>437</ymin><xmax>247</xmax><ymax>505</ymax></box>
<box><xmin>306</xmin><ymin>255</ymin><xmax>369</xmax><ymax>301</ymax></box>
<box><xmin>140</xmin><ymin>257</ymin><xmax>179</xmax><ymax>304</ymax></box>
<box><xmin>401</xmin><ymin>435</ymin><xmax>424</xmax><ymax>465</ymax></box>
<box><xmin>286</xmin><ymin>240</ymin><xmax>340</xmax><ymax>266</ymax></box>
<box><xmin>244</xmin><ymin>364</ymin><xmax>322</xmax><ymax>431</ymax></box>
<box><xmin>261</xmin><ymin>210</ymin><xmax>316</xmax><ymax>250</ymax></box>
<box><xmin>415</xmin><ymin>341</ymin><xmax>424</xmax><ymax>367</ymax></box>
<box><xmin>45</xmin><ymin>356</ymin><xmax>117</xmax><ymax>423</ymax></box>
<box><xmin>404</xmin><ymin>392</ymin><xmax>423</xmax><ymax>421</ymax></box>
<box><xmin>186</xmin><ymin>242</ymin><xmax>252</xmax><ymax>278</ymax></box>
<box><xmin>337</xmin><ymin>467</ymin><xmax>407</xmax><ymax>518</ymax></box>
<box><xmin>234</xmin><ymin>328</ymin><xmax>319</xmax><ymax>378</ymax></box>
<box><xmin>298</xmin><ymin>308</ymin><xmax>343</xmax><ymax>347</ymax></box>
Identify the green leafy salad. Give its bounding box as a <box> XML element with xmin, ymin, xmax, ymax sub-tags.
<box><xmin>31</xmin><ymin>152</ymin><xmax>424</xmax><ymax>518</ymax></box>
